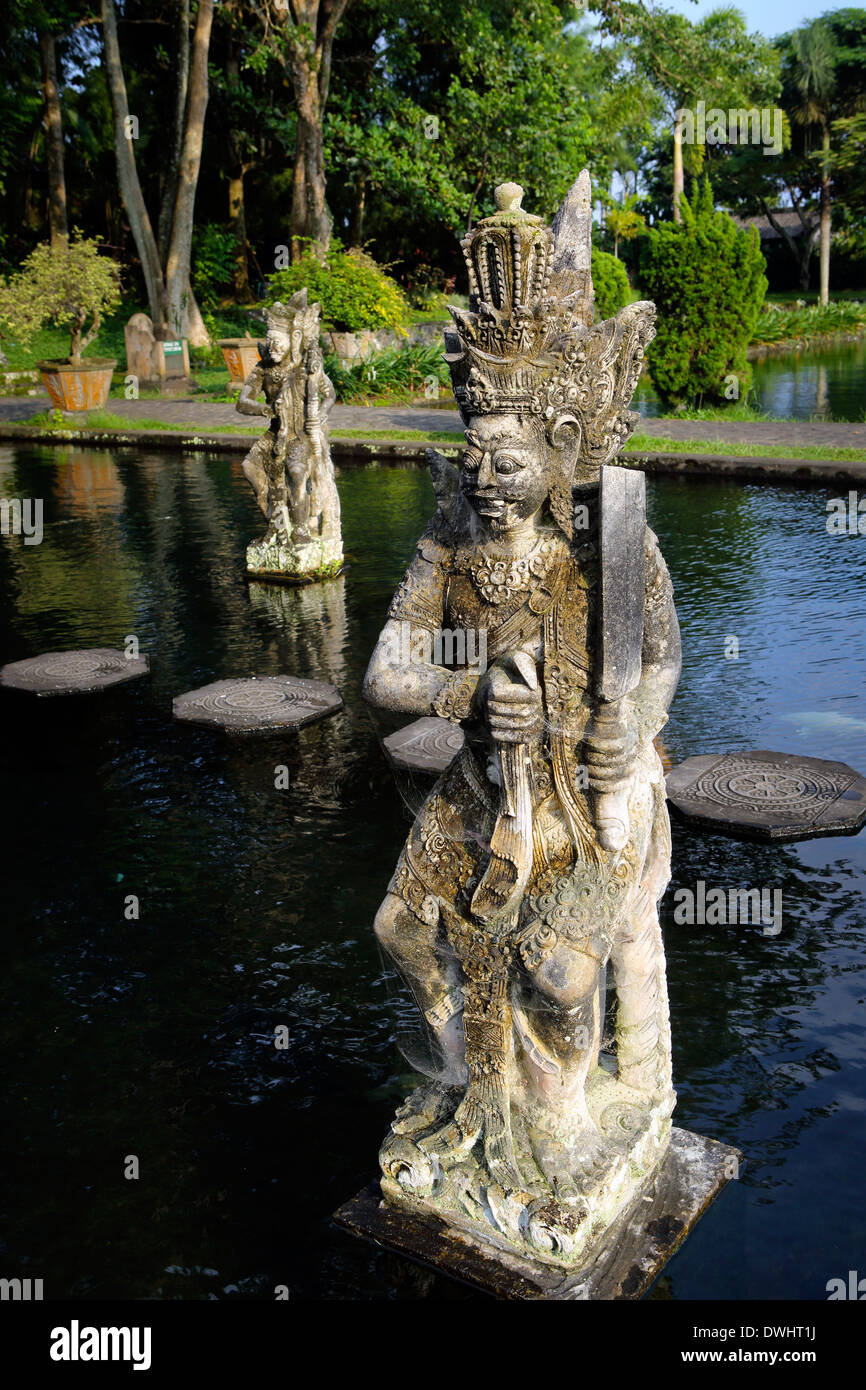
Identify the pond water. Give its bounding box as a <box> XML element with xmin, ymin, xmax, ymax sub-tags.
<box><xmin>1</xmin><ymin>444</ymin><xmax>865</xmax><ymax>1300</ymax></box>
<box><xmin>637</xmin><ymin>334</ymin><xmax>866</xmax><ymax>421</ymax></box>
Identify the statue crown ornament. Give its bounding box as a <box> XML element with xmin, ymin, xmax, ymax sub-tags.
<box><xmin>265</xmin><ymin>288</ymin><xmax>321</xmax><ymax>344</ymax></box>
<box><xmin>445</xmin><ymin>172</ymin><xmax>656</xmax><ymax>472</ymax></box>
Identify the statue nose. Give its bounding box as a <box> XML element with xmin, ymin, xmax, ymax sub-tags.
<box><xmin>476</xmin><ymin>451</ymin><xmax>496</xmax><ymax>487</ymax></box>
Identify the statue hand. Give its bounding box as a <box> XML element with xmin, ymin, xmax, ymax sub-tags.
<box><xmin>477</xmin><ymin>662</ymin><xmax>543</xmax><ymax>744</ymax></box>
<box><xmin>584</xmin><ymin>704</ymin><xmax>638</xmax><ymax>788</ymax></box>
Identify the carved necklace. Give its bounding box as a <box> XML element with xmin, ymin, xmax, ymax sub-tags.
<box><xmin>456</xmin><ymin>535</ymin><xmax>564</xmax><ymax>605</ymax></box>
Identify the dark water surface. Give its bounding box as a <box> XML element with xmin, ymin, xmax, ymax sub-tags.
<box><xmin>1</xmin><ymin>444</ymin><xmax>864</xmax><ymax>1301</ymax></box>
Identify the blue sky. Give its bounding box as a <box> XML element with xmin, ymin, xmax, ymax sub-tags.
<box><xmin>659</xmin><ymin>0</ymin><xmax>830</xmax><ymax>39</ymax></box>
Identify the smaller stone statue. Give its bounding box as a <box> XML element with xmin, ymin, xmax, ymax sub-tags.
<box><xmin>237</xmin><ymin>290</ymin><xmax>343</xmax><ymax>582</ymax></box>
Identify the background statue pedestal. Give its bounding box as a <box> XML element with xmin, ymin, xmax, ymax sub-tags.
<box><xmin>335</xmin><ymin>1127</ymin><xmax>741</xmax><ymax>1300</ymax></box>
<box><xmin>245</xmin><ymin>530</ymin><xmax>343</xmax><ymax>585</ymax></box>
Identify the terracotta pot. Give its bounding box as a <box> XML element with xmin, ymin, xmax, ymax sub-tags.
<box><xmin>37</xmin><ymin>359</ymin><xmax>117</xmax><ymax>412</ymax></box>
<box><xmin>219</xmin><ymin>338</ymin><xmax>261</xmax><ymax>386</ymax></box>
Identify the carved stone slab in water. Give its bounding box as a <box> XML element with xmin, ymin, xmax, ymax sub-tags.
<box><xmin>383</xmin><ymin>717</ymin><xmax>465</xmax><ymax>773</ymax></box>
<box><xmin>667</xmin><ymin>750</ymin><xmax>866</xmax><ymax>841</ymax></box>
<box><xmin>334</xmin><ymin>1127</ymin><xmax>742</xmax><ymax>1301</ymax></box>
<box><xmin>0</xmin><ymin>648</ymin><xmax>149</xmax><ymax>697</ymax></box>
<box><xmin>172</xmin><ymin>675</ymin><xmax>341</xmax><ymax>734</ymax></box>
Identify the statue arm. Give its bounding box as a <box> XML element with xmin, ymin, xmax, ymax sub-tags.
<box><xmin>236</xmin><ymin>363</ymin><xmax>270</xmax><ymax>417</ymax></box>
<box><xmin>363</xmin><ymin>546</ymin><xmax>479</xmax><ymax>719</ymax></box>
<box><xmin>319</xmin><ymin>369</ymin><xmax>336</xmax><ymax>418</ymax></box>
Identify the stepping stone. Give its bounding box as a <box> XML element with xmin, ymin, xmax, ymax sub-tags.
<box><xmin>666</xmin><ymin>750</ymin><xmax>866</xmax><ymax>842</ymax></box>
<box><xmin>0</xmin><ymin>647</ymin><xmax>149</xmax><ymax>697</ymax></box>
<box><xmin>172</xmin><ymin>675</ymin><xmax>341</xmax><ymax>735</ymax></box>
<box><xmin>383</xmin><ymin>717</ymin><xmax>464</xmax><ymax>773</ymax></box>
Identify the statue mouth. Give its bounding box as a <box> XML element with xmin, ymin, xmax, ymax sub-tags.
<box><xmin>468</xmin><ymin>493</ymin><xmax>507</xmax><ymax>517</ymax></box>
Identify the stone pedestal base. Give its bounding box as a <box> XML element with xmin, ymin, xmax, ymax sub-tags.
<box><xmin>245</xmin><ymin>534</ymin><xmax>343</xmax><ymax>585</ymax></box>
<box><xmin>334</xmin><ymin>1127</ymin><xmax>741</xmax><ymax>1300</ymax></box>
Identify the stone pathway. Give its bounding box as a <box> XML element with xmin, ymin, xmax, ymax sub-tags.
<box><xmin>1</xmin><ymin>391</ymin><xmax>863</xmax><ymax>449</ymax></box>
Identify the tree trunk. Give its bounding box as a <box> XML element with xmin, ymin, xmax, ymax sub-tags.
<box><xmin>101</xmin><ymin>0</ymin><xmax>168</xmax><ymax>329</ymax></box>
<box><xmin>158</xmin><ymin>0</ymin><xmax>190</xmax><ymax>262</ymax></box>
<box><xmin>271</xmin><ymin>0</ymin><xmax>350</xmax><ymax>261</ymax></box>
<box><xmin>349</xmin><ymin>174</ymin><xmax>366</xmax><ymax>248</ymax></box>
<box><xmin>672</xmin><ymin>110</ymin><xmax>684</xmax><ymax>224</ymax></box>
<box><xmin>228</xmin><ymin>169</ymin><xmax>252</xmax><ymax>299</ymax></box>
<box><xmin>819</xmin><ymin>122</ymin><xmax>831</xmax><ymax>308</ymax></box>
<box><xmin>226</xmin><ymin>43</ymin><xmax>252</xmax><ymax>300</ymax></box>
<box><xmin>164</xmin><ymin>0</ymin><xmax>214</xmax><ymax>335</ymax></box>
<box><xmin>38</xmin><ymin>32</ymin><xmax>68</xmax><ymax>247</ymax></box>
<box><xmin>290</xmin><ymin>107</ymin><xmax>332</xmax><ymax>260</ymax></box>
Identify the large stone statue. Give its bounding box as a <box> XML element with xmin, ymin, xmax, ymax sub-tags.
<box><xmin>362</xmin><ymin>175</ymin><xmax>682</xmax><ymax>1269</ymax></box>
<box><xmin>237</xmin><ymin>290</ymin><xmax>343</xmax><ymax>582</ymax></box>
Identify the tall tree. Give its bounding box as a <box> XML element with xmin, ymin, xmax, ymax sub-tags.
<box><xmin>789</xmin><ymin>19</ymin><xmax>836</xmax><ymax>305</ymax></box>
<box><xmin>38</xmin><ymin>29</ymin><xmax>69</xmax><ymax>246</ymax></box>
<box><xmin>100</xmin><ymin>0</ymin><xmax>214</xmax><ymax>340</ymax></box>
<box><xmin>248</xmin><ymin>0</ymin><xmax>352</xmax><ymax>259</ymax></box>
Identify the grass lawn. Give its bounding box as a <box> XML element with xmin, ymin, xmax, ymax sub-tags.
<box><xmin>13</xmin><ymin>411</ymin><xmax>866</xmax><ymax>464</ymax></box>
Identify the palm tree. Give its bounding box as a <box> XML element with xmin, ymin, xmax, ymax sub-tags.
<box><xmin>789</xmin><ymin>20</ymin><xmax>837</xmax><ymax>306</ymax></box>
<box><xmin>604</xmin><ymin>192</ymin><xmax>646</xmax><ymax>259</ymax></box>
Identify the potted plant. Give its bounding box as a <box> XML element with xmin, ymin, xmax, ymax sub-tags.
<box><xmin>0</xmin><ymin>233</ymin><xmax>122</xmax><ymax>411</ymax></box>
<box><xmin>218</xmin><ymin>332</ymin><xmax>262</xmax><ymax>388</ymax></box>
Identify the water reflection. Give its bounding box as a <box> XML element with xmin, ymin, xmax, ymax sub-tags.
<box><xmin>637</xmin><ymin>335</ymin><xmax>866</xmax><ymax>421</ymax></box>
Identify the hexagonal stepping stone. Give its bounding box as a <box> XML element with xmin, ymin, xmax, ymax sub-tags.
<box><xmin>172</xmin><ymin>675</ymin><xmax>341</xmax><ymax>735</ymax></box>
<box><xmin>0</xmin><ymin>648</ymin><xmax>149</xmax><ymax>697</ymax></box>
<box><xmin>383</xmin><ymin>717</ymin><xmax>464</xmax><ymax>773</ymax></box>
<box><xmin>666</xmin><ymin>751</ymin><xmax>866</xmax><ymax>842</ymax></box>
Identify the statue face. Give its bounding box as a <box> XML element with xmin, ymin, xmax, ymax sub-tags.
<box><xmin>267</xmin><ymin>327</ymin><xmax>291</xmax><ymax>362</ymax></box>
<box><xmin>460</xmin><ymin>414</ymin><xmax>554</xmax><ymax>534</ymax></box>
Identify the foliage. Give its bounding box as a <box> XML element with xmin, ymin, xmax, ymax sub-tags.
<box><xmin>0</xmin><ymin>233</ymin><xmax>122</xmax><ymax>363</ymax></box>
<box><xmin>751</xmin><ymin>297</ymin><xmax>866</xmax><ymax>344</ymax></box>
<box><xmin>264</xmin><ymin>239</ymin><xmax>409</xmax><ymax>333</ymax></box>
<box><xmin>639</xmin><ymin>179</ymin><xmax>767</xmax><ymax>408</ymax></box>
<box><xmin>591</xmin><ymin>247</ymin><xmax>631</xmax><ymax>321</ymax></box>
<box><xmin>324</xmin><ymin>340</ymin><xmax>449</xmax><ymax>403</ymax></box>
<box><xmin>603</xmin><ymin>192</ymin><xmax>646</xmax><ymax>259</ymax></box>
<box><xmin>192</xmin><ymin>223</ymin><xmax>238</xmax><ymax>308</ymax></box>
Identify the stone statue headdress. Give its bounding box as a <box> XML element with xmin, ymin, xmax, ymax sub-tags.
<box><xmin>267</xmin><ymin>288</ymin><xmax>320</xmax><ymax>342</ymax></box>
<box><xmin>444</xmin><ymin>172</ymin><xmax>655</xmax><ymax>475</ymax></box>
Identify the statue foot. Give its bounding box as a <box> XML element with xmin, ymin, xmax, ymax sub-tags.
<box><xmin>417</xmin><ymin>1085</ymin><xmax>486</xmax><ymax>1165</ymax></box>
<box><xmin>528</xmin><ymin>1117</ymin><xmax>610</xmax><ymax>1203</ymax></box>
<box><xmin>391</xmin><ymin>1081</ymin><xmax>461</xmax><ymax>1137</ymax></box>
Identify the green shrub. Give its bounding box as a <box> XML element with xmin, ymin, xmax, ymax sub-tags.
<box><xmin>324</xmin><ymin>341</ymin><xmax>448</xmax><ymax>403</ymax></box>
<box><xmin>0</xmin><ymin>233</ymin><xmax>122</xmax><ymax>364</ymax></box>
<box><xmin>592</xmin><ymin>248</ymin><xmax>631</xmax><ymax>321</ymax></box>
<box><xmin>192</xmin><ymin>223</ymin><xmax>238</xmax><ymax>308</ymax></box>
<box><xmin>639</xmin><ymin>179</ymin><xmax>767</xmax><ymax>408</ymax></box>
<box><xmin>264</xmin><ymin>240</ymin><xmax>408</xmax><ymax>334</ymax></box>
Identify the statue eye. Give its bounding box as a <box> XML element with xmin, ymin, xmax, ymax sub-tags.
<box><xmin>494</xmin><ymin>455</ymin><xmax>523</xmax><ymax>475</ymax></box>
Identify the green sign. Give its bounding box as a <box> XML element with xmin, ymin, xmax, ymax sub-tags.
<box><xmin>163</xmin><ymin>340</ymin><xmax>183</xmax><ymax>356</ymax></box>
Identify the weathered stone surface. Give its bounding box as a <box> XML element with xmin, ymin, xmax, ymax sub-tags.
<box><xmin>237</xmin><ymin>293</ymin><xmax>343</xmax><ymax>584</ymax></box>
<box><xmin>666</xmin><ymin>750</ymin><xmax>866</xmax><ymax>841</ymax></box>
<box><xmin>357</xmin><ymin>175</ymin><xmax>685</xmax><ymax>1273</ymax></box>
<box><xmin>0</xmin><ymin>647</ymin><xmax>148</xmax><ymax>696</ymax></box>
<box><xmin>383</xmin><ymin>717</ymin><xmax>465</xmax><ymax>773</ymax></box>
<box><xmin>334</xmin><ymin>1127</ymin><xmax>742</xmax><ymax>1300</ymax></box>
<box><xmin>172</xmin><ymin>675</ymin><xmax>341</xmax><ymax>734</ymax></box>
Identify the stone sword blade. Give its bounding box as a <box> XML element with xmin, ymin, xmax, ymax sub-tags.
<box><xmin>593</xmin><ymin>464</ymin><xmax>646</xmax><ymax>851</ymax></box>
<box><xmin>598</xmin><ymin>464</ymin><xmax>646</xmax><ymax>702</ymax></box>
